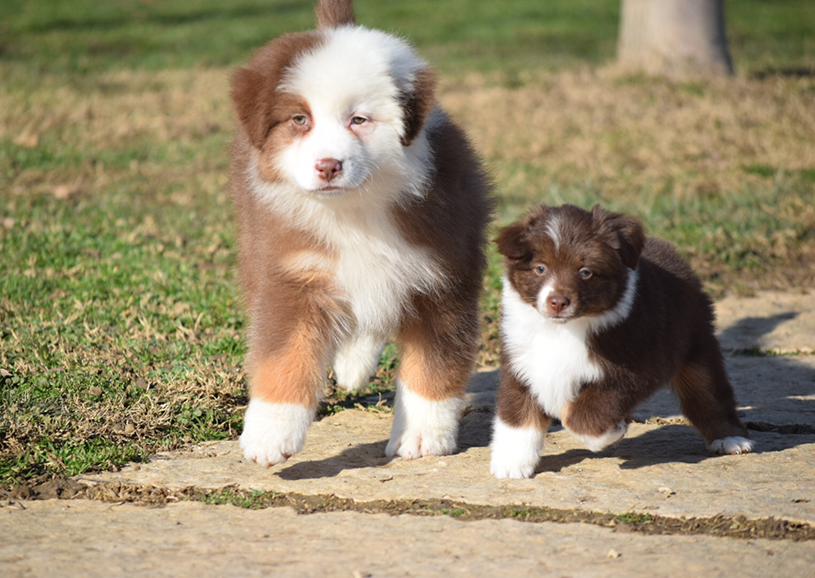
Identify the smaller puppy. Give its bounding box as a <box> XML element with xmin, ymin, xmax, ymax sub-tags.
<box><xmin>490</xmin><ymin>204</ymin><xmax>753</xmax><ymax>479</ymax></box>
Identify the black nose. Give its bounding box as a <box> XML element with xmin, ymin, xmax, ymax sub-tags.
<box><xmin>547</xmin><ymin>294</ymin><xmax>570</xmax><ymax>314</ymax></box>
<box><xmin>315</xmin><ymin>158</ymin><xmax>343</xmax><ymax>182</ymax></box>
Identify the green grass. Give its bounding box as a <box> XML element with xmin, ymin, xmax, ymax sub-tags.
<box><xmin>0</xmin><ymin>0</ymin><xmax>812</xmax><ymax>77</ymax></box>
<box><xmin>1</xmin><ymin>0</ymin><xmax>814</xmax><ymax>486</ymax></box>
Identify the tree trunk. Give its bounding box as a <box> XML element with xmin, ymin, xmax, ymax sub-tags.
<box><xmin>618</xmin><ymin>0</ymin><xmax>734</xmax><ymax>77</ymax></box>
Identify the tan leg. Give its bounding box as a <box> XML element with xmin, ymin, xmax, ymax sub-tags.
<box><xmin>240</xmin><ymin>271</ymin><xmax>345</xmax><ymax>466</ymax></box>
<box><xmin>386</xmin><ymin>294</ymin><xmax>479</xmax><ymax>458</ymax></box>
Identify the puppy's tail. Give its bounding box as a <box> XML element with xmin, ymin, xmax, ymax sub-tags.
<box><xmin>315</xmin><ymin>0</ymin><xmax>356</xmax><ymax>29</ymax></box>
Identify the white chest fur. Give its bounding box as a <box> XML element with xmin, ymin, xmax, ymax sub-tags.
<box><xmin>501</xmin><ymin>280</ymin><xmax>602</xmax><ymax>417</ymax></box>
<box><xmin>251</xmin><ymin>173</ymin><xmax>443</xmax><ymax>339</ymax></box>
<box><xmin>329</xmin><ymin>206</ymin><xmax>443</xmax><ymax>336</ymax></box>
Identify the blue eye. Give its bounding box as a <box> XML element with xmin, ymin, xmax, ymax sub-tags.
<box><xmin>579</xmin><ymin>268</ymin><xmax>593</xmax><ymax>280</ymax></box>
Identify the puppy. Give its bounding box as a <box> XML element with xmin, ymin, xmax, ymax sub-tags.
<box><xmin>231</xmin><ymin>0</ymin><xmax>492</xmax><ymax>466</ymax></box>
<box><xmin>490</xmin><ymin>204</ymin><xmax>753</xmax><ymax>479</ymax></box>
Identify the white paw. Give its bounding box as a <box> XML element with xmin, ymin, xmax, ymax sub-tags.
<box><xmin>569</xmin><ymin>419</ymin><xmax>628</xmax><ymax>453</ymax></box>
<box><xmin>708</xmin><ymin>436</ymin><xmax>754</xmax><ymax>455</ymax></box>
<box><xmin>239</xmin><ymin>400</ymin><xmax>313</xmax><ymax>466</ymax></box>
<box><xmin>490</xmin><ymin>418</ymin><xmax>545</xmax><ymax>479</ymax></box>
<box><xmin>332</xmin><ymin>334</ymin><xmax>384</xmax><ymax>393</ymax></box>
<box><xmin>385</xmin><ymin>383</ymin><xmax>463</xmax><ymax>459</ymax></box>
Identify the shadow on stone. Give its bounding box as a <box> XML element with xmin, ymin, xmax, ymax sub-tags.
<box><xmin>534</xmin><ymin>423</ymin><xmax>815</xmax><ymax>475</ymax></box>
<box><xmin>458</xmin><ymin>410</ymin><xmax>493</xmax><ymax>449</ymax></box>
<box><xmin>277</xmin><ymin>440</ymin><xmax>392</xmax><ymax>480</ymax></box>
<box><xmin>718</xmin><ymin>310</ymin><xmax>799</xmax><ymax>352</ymax></box>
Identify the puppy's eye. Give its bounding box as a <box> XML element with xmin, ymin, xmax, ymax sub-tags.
<box><xmin>292</xmin><ymin>115</ymin><xmax>308</xmax><ymax>126</ymax></box>
<box><xmin>351</xmin><ymin>116</ymin><xmax>368</xmax><ymax>125</ymax></box>
<box><xmin>534</xmin><ymin>265</ymin><xmax>546</xmax><ymax>275</ymax></box>
<box><xmin>579</xmin><ymin>268</ymin><xmax>593</xmax><ymax>280</ymax></box>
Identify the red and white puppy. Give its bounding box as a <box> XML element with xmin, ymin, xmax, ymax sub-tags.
<box><xmin>490</xmin><ymin>204</ymin><xmax>752</xmax><ymax>479</ymax></box>
<box><xmin>231</xmin><ymin>0</ymin><xmax>492</xmax><ymax>466</ymax></box>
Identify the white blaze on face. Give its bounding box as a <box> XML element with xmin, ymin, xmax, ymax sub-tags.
<box><xmin>277</xmin><ymin>26</ymin><xmax>425</xmax><ymax>195</ymax></box>
<box><xmin>535</xmin><ymin>280</ymin><xmax>556</xmax><ymax>316</ymax></box>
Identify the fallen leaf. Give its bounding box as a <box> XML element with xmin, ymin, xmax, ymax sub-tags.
<box><xmin>14</xmin><ymin>131</ymin><xmax>39</xmax><ymax>148</ymax></box>
<box><xmin>53</xmin><ymin>185</ymin><xmax>71</xmax><ymax>199</ymax></box>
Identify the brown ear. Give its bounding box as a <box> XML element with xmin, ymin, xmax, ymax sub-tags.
<box><xmin>494</xmin><ymin>221</ymin><xmax>531</xmax><ymax>261</ymax></box>
<box><xmin>400</xmin><ymin>68</ymin><xmax>437</xmax><ymax>146</ymax></box>
<box><xmin>315</xmin><ymin>0</ymin><xmax>356</xmax><ymax>29</ymax></box>
<box><xmin>231</xmin><ymin>66</ymin><xmax>270</xmax><ymax>148</ymax></box>
<box><xmin>591</xmin><ymin>204</ymin><xmax>645</xmax><ymax>270</ymax></box>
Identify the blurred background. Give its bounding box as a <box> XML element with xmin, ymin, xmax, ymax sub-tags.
<box><xmin>1</xmin><ymin>0</ymin><xmax>813</xmax><ymax>485</ymax></box>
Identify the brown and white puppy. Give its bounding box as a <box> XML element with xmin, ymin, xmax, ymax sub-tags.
<box><xmin>231</xmin><ymin>0</ymin><xmax>492</xmax><ymax>466</ymax></box>
<box><xmin>490</xmin><ymin>204</ymin><xmax>752</xmax><ymax>478</ymax></box>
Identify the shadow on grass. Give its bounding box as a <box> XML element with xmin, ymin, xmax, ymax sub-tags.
<box><xmin>751</xmin><ymin>66</ymin><xmax>815</xmax><ymax>80</ymax></box>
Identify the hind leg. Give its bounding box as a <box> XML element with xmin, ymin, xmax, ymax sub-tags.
<box><xmin>386</xmin><ymin>294</ymin><xmax>479</xmax><ymax>459</ymax></box>
<box><xmin>332</xmin><ymin>332</ymin><xmax>384</xmax><ymax>393</ymax></box>
<box><xmin>672</xmin><ymin>340</ymin><xmax>753</xmax><ymax>455</ymax></box>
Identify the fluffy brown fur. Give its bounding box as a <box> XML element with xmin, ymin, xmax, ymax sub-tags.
<box><xmin>491</xmin><ymin>204</ymin><xmax>751</xmax><ymax>478</ymax></box>
<box><xmin>231</xmin><ymin>0</ymin><xmax>493</xmax><ymax>465</ymax></box>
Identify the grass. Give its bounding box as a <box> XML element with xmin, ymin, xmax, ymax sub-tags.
<box><xmin>1</xmin><ymin>0</ymin><xmax>814</xmax><ymax>486</ymax></box>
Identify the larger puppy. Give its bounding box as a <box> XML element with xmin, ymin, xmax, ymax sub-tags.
<box><xmin>232</xmin><ymin>0</ymin><xmax>492</xmax><ymax>465</ymax></box>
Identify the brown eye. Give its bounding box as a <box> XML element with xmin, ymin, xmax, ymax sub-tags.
<box><xmin>534</xmin><ymin>264</ymin><xmax>546</xmax><ymax>275</ymax></box>
<box><xmin>292</xmin><ymin>114</ymin><xmax>308</xmax><ymax>126</ymax></box>
<box><xmin>579</xmin><ymin>268</ymin><xmax>593</xmax><ymax>280</ymax></box>
<box><xmin>351</xmin><ymin>116</ymin><xmax>367</xmax><ymax>125</ymax></box>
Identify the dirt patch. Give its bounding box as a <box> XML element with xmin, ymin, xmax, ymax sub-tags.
<box><xmin>37</xmin><ymin>482</ymin><xmax>808</xmax><ymax>542</ymax></box>
<box><xmin>3</xmin><ymin>476</ymin><xmax>85</xmax><ymax>501</ymax></box>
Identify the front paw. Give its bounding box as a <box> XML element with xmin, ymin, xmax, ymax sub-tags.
<box><xmin>490</xmin><ymin>418</ymin><xmax>545</xmax><ymax>479</ymax></box>
<box><xmin>568</xmin><ymin>419</ymin><xmax>628</xmax><ymax>453</ymax></box>
<box><xmin>708</xmin><ymin>436</ymin><xmax>754</xmax><ymax>455</ymax></box>
<box><xmin>385</xmin><ymin>385</ymin><xmax>463</xmax><ymax>459</ymax></box>
<box><xmin>386</xmin><ymin>428</ymin><xmax>457</xmax><ymax>459</ymax></box>
<box><xmin>239</xmin><ymin>400</ymin><xmax>313</xmax><ymax>466</ymax></box>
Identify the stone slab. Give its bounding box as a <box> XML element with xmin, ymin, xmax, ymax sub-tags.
<box><xmin>635</xmin><ymin>355</ymin><xmax>815</xmax><ymax>426</ymax></box>
<box><xmin>715</xmin><ymin>290</ymin><xmax>815</xmax><ymax>354</ymax></box>
<box><xmin>81</xmin><ymin>408</ymin><xmax>815</xmax><ymax>525</ymax></box>
<box><xmin>472</xmin><ymin>355</ymin><xmax>815</xmax><ymax>428</ymax></box>
<box><xmin>2</xmin><ymin>500</ymin><xmax>813</xmax><ymax>578</ymax></box>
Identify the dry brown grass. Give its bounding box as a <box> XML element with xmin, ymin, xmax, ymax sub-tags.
<box><xmin>442</xmin><ymin>67</ymin><xmax>815</xmax><ymax>210</ymax></box>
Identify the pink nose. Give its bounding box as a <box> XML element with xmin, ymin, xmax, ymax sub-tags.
<box><xmin>547</xmin><ymin>294</ymin><xmax>570</xmax><ymax>314</ymax></box>
<box><xmin>315</xmin><ymin>158</ymin><xmax>342</xmax><ymax>182</ymax></box>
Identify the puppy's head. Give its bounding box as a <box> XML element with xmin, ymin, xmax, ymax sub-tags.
<box><xmin>231</xmin><ymin>15</ymin><xmax>436</xmax><ymax>199</ymax></box>
<box><xmin>496</xmin><ymin>204</ymin><xmax>644</xmax><ymax>323</ymax></box>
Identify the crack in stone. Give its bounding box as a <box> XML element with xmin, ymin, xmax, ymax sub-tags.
<box><xmin>43</xmin><ymin>482</ymin><xmax>814</xmax><ymax>542</ymax></box>
<box><xmin>744</xmin><ymin>422</ymin><xmax>815</xmax><ymax>435</ymax></box>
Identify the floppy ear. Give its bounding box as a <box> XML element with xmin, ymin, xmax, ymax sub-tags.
<box><xmin>591</xmin><ymin>204</ymin><xmax>645</xmax><ymax>270</ymax></box>
<box><xmin>400</xmin><ymin>67</ymin><xmax>437</xmax><ymax>146</ymax></box>
<box><xmin>231</xmin><ymin>67</ymin><xmax>271</xmax><ymax>149</ymax></box>
<box><xmin>494</xmin><ymin>221</ymin><xmax>531</xmax><ymax>261</ymax></box>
